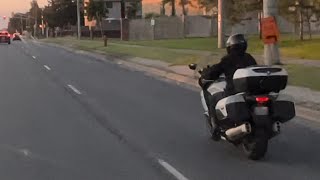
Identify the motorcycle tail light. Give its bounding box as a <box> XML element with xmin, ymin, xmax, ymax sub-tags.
<box><xmin>256</xmin><ymin>96</ymin><xmax>269</xmax><ymax>104</ymax></box>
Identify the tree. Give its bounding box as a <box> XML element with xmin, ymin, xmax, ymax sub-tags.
<box><xmin>198</xmin><ymin>0</ymin><xmax>217</xmax><ymax>15</ymax></box>
<box><xmin>29</xmin><ymin>0</ymin><xmax>42</xmax><ymax>36</ymax></box>
<box><xmin>42</xmin><ymin>0</ymin><xmax>83</xmax><ymax>29</ymax></box>
<box><xmin>8</xmin><ymin>12</ymin><xmax>29</xmax><ymax>34</ymax></box>
<box><xmin>180</xmin><ymin>0</ymin><xmax>195</xmax><ymax>15</ymax></box>
<box><xmin>160</xmin><ymin>1</ymin><xmax>166</xmax><ymax>15</ymax></box>
<box><xmin>162</xmin><ymin>0</ymin><xmax>176</xmax><ymax>16</ymax></box>
<box><xmin>126</xmin><ymin>2</ymin><xmax>142</xmax><ymax>19</ymax></box>
<box><xmin>279</xmin><ymin>0</ymin><xmax>320</xmax><ymax>40</ymax></box>
<box><xmin>198</xmin><ymin>0</ymin><xmax>261</xmax><ymax>24</ymax></box>
<box><xmin>85</xmin><ymin>0</ymin><xmax>108</xmax><ymax>37</ymax></box>
<box><xmin>8</xmin><ymin>18</ymin><xmax>20</xmax><ymax>33</ymax></box>
<box><xmin>145</xmin><ymin>12</ymin><xmax>161</xmax><ymax>19</ymax></box>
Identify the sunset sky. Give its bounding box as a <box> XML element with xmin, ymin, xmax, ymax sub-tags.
<box><xmin>0</xmin><ymin>0</ymin><xmax>203</xmax><ymax>29</ymax></box>
<box><xmin>0</xmin><ymin>0</ymin><xmax>47</xmax><ymax>29</ymax></box>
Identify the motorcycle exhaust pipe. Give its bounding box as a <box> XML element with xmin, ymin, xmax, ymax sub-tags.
<box><xmin>225</xmin><ymin>123</ymin><xmax>251</xmax><ymax>141</ymax></box>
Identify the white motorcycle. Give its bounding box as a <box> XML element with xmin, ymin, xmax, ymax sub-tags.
<box><xmin>189</xmin><ymin>64</ymin><xmax>296</xmax><ymax>160</ymax></box>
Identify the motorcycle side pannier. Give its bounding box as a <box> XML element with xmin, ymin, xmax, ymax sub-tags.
<box><xmin>272</xmin><ymin>94</ymin><xmax>296</xmax><ymax>123</ymax></box>
<box><xmin>215</xmin><ymin>94</ymin><xmax>251</xmax><ymax>125</ymax></box>
<box><xmin>233</xmin><ymin>66</ymin><xmax>288</xmax><ymax>94</ymax></box>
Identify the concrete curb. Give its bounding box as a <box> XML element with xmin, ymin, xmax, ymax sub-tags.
<box><xmin>38</xmin><ymin>41</ymin><xmax>319</xmax><ymax>123</ymax></box>
<box><xmin>295</xmin><ymin>106</ymin><xmax>320</xmax><ymax>123</ymax></box>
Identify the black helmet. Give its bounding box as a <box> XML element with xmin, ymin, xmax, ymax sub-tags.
<box><xmin>226</xmin><ymin>34</ymin><xmax>247</xmax><ymax>54</ymax></box>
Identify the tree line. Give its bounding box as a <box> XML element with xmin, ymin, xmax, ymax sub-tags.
<box><xmin>8</xmin><ymin>0</ymin><xmax>83</xmax><ymax>35</ymax></box>
<box><xmin>161</xmin><ymin>0</ymin><xmax>320</xmax><ymax>40</ymax></box>
<box><xmin>8</xmin><ymin>0</ymin><xmax>320</xmax><ymax>40</ymax></box>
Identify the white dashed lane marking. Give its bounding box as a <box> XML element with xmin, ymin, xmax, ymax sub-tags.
<box><xmin>44</xmin><ymin>65</ymin><xmax>51</xmax><ymax>71</ymax></box>
<box><xmin>67</xmin><ymin>84</ymin><xmax>82</xmax><ymax>95</ymax></box>
<box><xmin>158</xmin><ymin>159</ymin><xmax>189</xmax><ymax>180</ymax></box>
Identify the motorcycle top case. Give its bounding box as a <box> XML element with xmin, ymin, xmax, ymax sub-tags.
<box><xmin>215</xmin><ymin>94</ymin><xmax>251</xmax><ymax>125</ymax></box>
<box><xmin>233</xmin><ymin>66</ymin><xmax>288</xmax><ymax>94</ymax></box>
<box><xmin>271</xmin><ymin>94</ymin><xmax>296</xmax><ymax>123</ymax></box>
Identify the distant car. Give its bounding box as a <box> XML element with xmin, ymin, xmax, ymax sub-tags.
<box><xmin>0</xmin><ymin>31</ymin><xmax>11</xmax><ymax>44</ymax></box>
<box><xmin>12</xmin><ymin>33</ymin><xmax>21</xmax><ymax>41</ymax></box>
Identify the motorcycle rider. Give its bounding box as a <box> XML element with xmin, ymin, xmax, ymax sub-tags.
<box><xmin>201</xmin><ymin>34</ymin><xmax>257</xmax><ymax>138</ymax></box>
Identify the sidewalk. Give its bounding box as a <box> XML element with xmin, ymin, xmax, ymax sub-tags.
<box><xmin>130</xmin><ymin>56</ymin><xmax>320</xmax><ymax>106</ymax></box>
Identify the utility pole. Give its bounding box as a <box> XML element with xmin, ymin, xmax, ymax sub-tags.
<box><xmin>77</xmin><ymin>0</ymin><xmax>81</xmax><ymax>39</ymax></box>
<box><xmin>41</xmin><ymin>9</ymin><xmax>44</xmax><ymax>36</ymax></box>
<box><xmin>263</xmin><ymin>0</ymin><xmax>280</xmax><ymax>65</ymax></box>
<box><xmin>33</xmin><ymin>0</ymin><xmax>38</xmax><ymax>38</ymax></box>
<box><xmin>218</xmin><ymin>0</ymin><xmax>225</xmax><ymax>48</ymax></box>
<box><xmin>20</xmin><ymin>14</ymin><xmax>23</xmax><ymax>33</ymax></box>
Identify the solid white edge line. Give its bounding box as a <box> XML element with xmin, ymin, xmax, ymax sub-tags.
<box><xmin>158</xmin><ymin>159</ymin><xmax>189</xmax><ymax>180</ymax></box>
<box><xmin>44</xmin><ymin>65</ymin><xmax>51</xmax><ymax>71</ymax></box>
<box><xmin>21</xmin><ymin>37</ymin><xmax>27</xmax><ymax>44</ymax></box>
<box><xmin>67</xmin><ymin>84</ymin><xmax>82</xmax><ymax>95</ymax></box>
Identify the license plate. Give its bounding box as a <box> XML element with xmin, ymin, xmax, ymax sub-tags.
<box><xmin>254</xmin><ymin>106</ymin><xmax>269</xmax><ymax>115</ymax></box>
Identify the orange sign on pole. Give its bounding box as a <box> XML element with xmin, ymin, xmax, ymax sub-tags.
<box><xmin>261</xmin><ymin>16</ymin><xmax>280</xmax><ymax>44</ymax></box>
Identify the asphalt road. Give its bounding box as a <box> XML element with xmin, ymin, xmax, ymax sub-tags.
<box><xmin>0</xmin><ymin>39</ymin><xmax>319</xmax><ymax>180</ymax></box>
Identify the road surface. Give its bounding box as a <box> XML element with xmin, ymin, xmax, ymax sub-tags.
<box><xmin>0</xmin><ymin>40</ymin><xmax>319</xmax><ymax>180</ymax></box>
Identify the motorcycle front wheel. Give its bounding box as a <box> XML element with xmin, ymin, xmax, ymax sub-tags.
<box><xmin>242</xmin><ymin>129</ymin><xmax>268</xmax><ymax>160</ymax></box>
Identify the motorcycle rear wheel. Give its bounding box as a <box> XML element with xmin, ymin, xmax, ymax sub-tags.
<box><xmin>242</xmin><ymin>129</ymin><xmax>268</xmax><ymax>160</ymax></box>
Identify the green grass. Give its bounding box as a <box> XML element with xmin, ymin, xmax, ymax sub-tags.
<box><xmin>111</xmin><ymin>35</ymin><xmax>320</xmax><ymax>60</ymax></box>
<box><xmin>42</xmin><ymin>37</ymin><xmax>206</xmax><ymax>65</ymax></box>
<box><xmin>247</xmin><ymin>35</ymin><xmax>320</xmax><ymax>60</ymax></box>
<box><xmin>285</xmin><ymin>64</ymin><xmax>320</xmax><ymax>91</ymax></box>
<box><xmin>280</xmin><ymin>38</ymin><xmax>320</xmax><ymax>60</ymax></box>
<box><xmin>42</xmin><ymin>37</ymin><xmax>320</xmax><ymax>91</ymax></box>
<box><xmin>98</xmin><ymin>44</ymin><xmax>203</xmax><ymax>65</ymax></box>
<box><xmin>111</xmin><ymin>37</ymin><xmax>219</xmax><ymax>51</ymax></box>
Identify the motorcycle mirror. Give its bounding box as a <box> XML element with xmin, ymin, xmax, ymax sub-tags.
<box><xmin>188</xmin><ymin>63</ymin><xmax>197</xmax><ymax>70</ymax></box>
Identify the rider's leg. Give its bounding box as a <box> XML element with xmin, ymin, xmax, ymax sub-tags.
<box><xmin>209</xmin><ymin>92</ymin><xmax>226</xmax><ymax>126</ymax></box>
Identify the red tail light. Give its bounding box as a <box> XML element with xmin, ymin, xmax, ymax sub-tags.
<box><xmin>256</xmin><ymin>96</ymin><xmax>269</xmax><ymax>103</ymax></box>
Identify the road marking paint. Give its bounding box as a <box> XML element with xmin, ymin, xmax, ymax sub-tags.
<box><xmin>44</xmin><ymin>65</ymin><xmax>51</xmax><ymax>71</ymax></box>
<box><xmin>158</xmin><ymin>159</ymin><xmax>189</xmax><ymax>180</ymax></box>
<box><xmin>67</xmin><ymin>84</ymin><xmax>82</xmax><ymax>95</ymax></box>
<box><xmin>30</xmin><ymin>35</ymin><xmax>36</xmax><ymax>40</ymax></box>
<box><xmin>21</xmin><ymin>36</ymin><xmax>27</xmax><ymax>44</ymax></box>
<box><xmin>32</xmin><ymin>56</ymin><xmax>36</xmax><ymax>59</ymax></box>
<box><xmin>20</xmin><ymin>149</ymin><xmax>30</xmax><ymax>156</ymax></box>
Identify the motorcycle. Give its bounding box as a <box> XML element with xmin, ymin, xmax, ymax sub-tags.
<box><xmin>189</xmin><ymin>63</ymin><xmax>296</xmax><ymax>160</ymax></box>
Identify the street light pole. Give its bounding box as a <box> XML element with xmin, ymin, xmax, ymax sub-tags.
<box><xmin>77</xmin><ymin>0</ymin><xmax>81</xmax><ymax>39</ymax></box>
<box><xmin>263</xmin><ymin>0</ymin><xmax>280</xmax><ymax>65</ymax></box>
<box><xmin>33</xmin><ymin>0</ymin><xmax>38</xmax><ymax>38</ymax></box>
<box><xmin>217</xmin><ymin>0</ymin><xmax>225</xmax><ymax>48</ymax></box>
